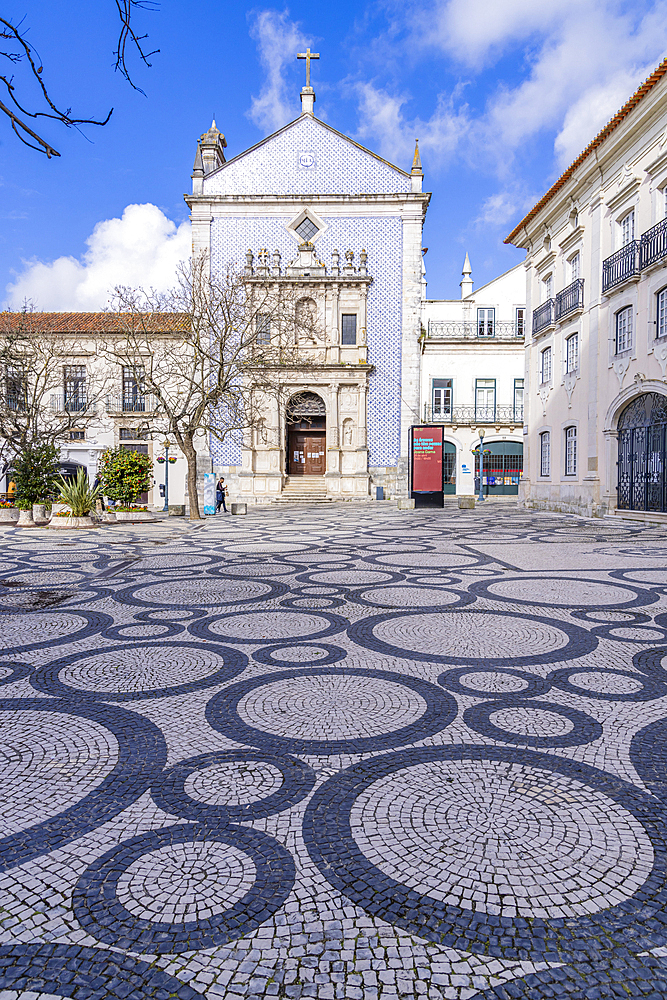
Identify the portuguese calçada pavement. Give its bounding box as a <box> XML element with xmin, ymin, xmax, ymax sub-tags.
<box><xmin>3</xmin><ymin>502</ymin><xmax>667</xmax><ymax>997</ymax></box>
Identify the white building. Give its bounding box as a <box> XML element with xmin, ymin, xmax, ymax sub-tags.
<box><xmin>186</xmin><ymin>69</ymin><xmax>429</xmax><ymax>502</ymax></box>
<box><xmin>507</xmin><ymin>56</ymin><xmax>667</xmax><ymax>520</ymax></box>
<box><xmin>420</xmin><ymin>256</ymin><xmax>526</xmax><ymax>496</ymax></box>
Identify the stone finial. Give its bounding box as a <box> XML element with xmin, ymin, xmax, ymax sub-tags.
<box><xmin>344</xmin><ymin>249</ymin><xmax>355</xmax><ymax>274</ymax></box>
<box><xmin>331</xmin><ymin>249</ymin><xmax>340</xmax><ymax>275</ymax></box>
<box><xmin>245</xmin><ymin>249</ymin><xmax>254</xmax><ymax>275</ymax></box>
<box><xmin>460</xmin><ymin>252</ymin><xmax>473</xmax><ymax>299</ymax></box>
<box><xmin>411</xmin><ymin>138</ymin><xmax>423</xmax><ymax>192</ymax></box>
<box><xmin>257</xmin><ymin>248</ymin><xmax>269</xmax><ymax>275</ymax></box>
<box><xmin>272</xmin><ymin>250</ymin><xmax>282</xmax><ymax>276</ymax></box>
<box><xmin>359</xmin><ymin>249</ymin><xmax>368</xmax><ymax>276</ymax></box>
<box><xmin>199</xmin><ymin>119</ymin><xmax>227</xmax><ymax>175</ymax></box>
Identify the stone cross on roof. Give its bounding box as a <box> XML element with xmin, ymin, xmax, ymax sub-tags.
<box><xmin>297</xmin><ymin>48</ymin><xmax>320</xmax><ymax>88</ymax></box>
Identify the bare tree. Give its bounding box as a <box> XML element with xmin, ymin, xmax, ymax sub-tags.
<box><xmin>1</xmin><ymin>3</ymin><xmax>158</xmax><ymax>157</ymax></box>
<box><xmin>105</xmin><ymin>254</ymin><xmax>320</xmax><ymax>519</ymax></box>
<box><xmin>0</xmin><ymin>307</ymin><xmax>111</xmax><ymax>470</ymax></box>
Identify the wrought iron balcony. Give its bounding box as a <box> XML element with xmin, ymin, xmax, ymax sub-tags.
<box><xmin>49</xmin><ymin>394</ymin><xmax>91</xmax><ymax>413</ymax></box>
<box><xmin>602</xmin><ymin>242</ymin><xmax>639</xmax><ymax>292</ymax></box>
<box><xmin>532</xmin><ymin>299</ymin><xmax>555</xmax><ymax>334</ymax></box>
<box><xmin>426</xmin><ymin>320</ymin><xmax>524</xmax><ymax>340</ymax></box>
<box><xmin>555</xmin><ymin>279</ymin><xmax>584</xmax><ymax>321</ymax></box>
<box><xmin>423</xmin><ymin>404</ymin><xmax>524</xmax><ymax>425</ymax></box>
<box><xmin>640</xmin><ymin>218</ymin><xmax>667</xmax><ymax>269</ymax></box>
<box><xmin>106</xmin><ymin>394</ymin><xmax>157</xmax><ymax>414</ymax></box>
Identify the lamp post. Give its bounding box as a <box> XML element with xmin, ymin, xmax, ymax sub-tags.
<box><xmin>477</xmin><ymin>430</ymin><xmax>485</xmax><ymax>502</ymax></box>
<box><xmin>162</xmin><ymin>440</ymin><xmax>170</xmax><ymax>512</ymax></box>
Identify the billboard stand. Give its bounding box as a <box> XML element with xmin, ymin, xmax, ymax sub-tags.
<box><xmin>410</xmin><ymin>425</ymin><xmax>444</xmax><ymax>508</ymax></box>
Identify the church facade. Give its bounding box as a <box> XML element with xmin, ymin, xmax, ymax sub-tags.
<box><xmin>185</xmin><ymin>80</ymin><xmax>430</xmax><ymax>502</ymax></box>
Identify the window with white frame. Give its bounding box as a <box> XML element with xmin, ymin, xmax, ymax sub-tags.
<box><xmin>569</xmin><ymin>252</ymin><xmax>580</xmax><ymax>282</ymax></box>
<box><xmin>540</xmin><ymin>346</ymin><xmax>552</xmax><ymax>383</ymax></box>
<box><xmin>475</xmin><ymin>378</ymin><xmax>496</xmax><ymax>420</ymax></box>
<box><xmin>565</xmin><ymin>426</ymin><xmax>577</xmax><ymax>475</ymax></box>
<box><xmin>620</xmin><ymin>210</ymin><xmax>635</xmax><ymax>247</ymax></box>
<box><xmin>565</xmin><ymin>333</ymin><xmax>579</xmax><ymax>373</ymax></box>
<box><xmin>515</xmin><ymin>307</ymin><xmax>525</xmax><ymax>337</ymax></box>
<box><xmin>477</xmin><ymin>308</ymin><xmax>495</xmax><ymax>337</ymax></box>
<box><xmin>543</xmin><ymin>274</ymin><xmax>554</xmax><ymax>301</ymax></box>
<box><xmin>432</xmin><ymin>378</ymin><xmax>452</xmax><ymax>418</ymax></box>
<box><xmin>615</xmin><ymin>306</ymin><xmax>633</xmax><ymax>353</ymax></box>
<box><xmin>540</xmin><ymin>431</ymin><xmax>551</xmax><ymax>477</ymax></box>
<box><xmin>658</xmin><ymin>288</ymin><xmax>667</xmax><ymax>339</ymax></box>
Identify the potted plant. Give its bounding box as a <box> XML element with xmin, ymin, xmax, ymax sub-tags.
<box><xmin>48</xmin><ymin>468</ymin><xmax>101</xmax><ymax>529</ymax></box>
<box><xmin>12</xmin><ymin>444</ymin><xmax>60</xmax><ymax>527</ymax></box>
<box><xmin>100</xmin><ymin>448</ymin><xmax>154</xmax><ymax>520</ymax></box>
<box><xmin>0</xmin><ymin>499</ymin><xmax>19</xmax><ymax>523</ymax></box>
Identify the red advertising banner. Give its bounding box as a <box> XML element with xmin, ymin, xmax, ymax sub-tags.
<box><xmin>412</xmin><ymin>426</ymin><xmax>443</xmax><ymax>491</ymax></box>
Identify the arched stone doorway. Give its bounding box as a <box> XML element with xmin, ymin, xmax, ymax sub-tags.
<box><xmin>286</xmin><ymin>392</ymin><xmax>326</xmax><ymax>476</ymax></box>
<box><xmin>617</xmin><ymin>392</ymin><xmax>667</xmax><ymax>512</ymax></box>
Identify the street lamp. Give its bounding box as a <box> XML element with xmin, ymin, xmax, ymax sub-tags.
<box><xmin>162</xmin><ymin>439</ymin><xmax>171</xmax><ymax>512</ymax></box>
<box><xmin>477</xmin><ymin>430</ymin><xmax>485</xmax><ymax>502</ymax></box>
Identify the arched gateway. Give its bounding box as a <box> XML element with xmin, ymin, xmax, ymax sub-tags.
<box><xmin>617</xmin><ymin>392</ymin><xmax>667</xmax><ymax>512</ymax></box>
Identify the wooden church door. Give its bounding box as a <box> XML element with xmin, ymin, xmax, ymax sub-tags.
<box><xmin>290</xmin><ymin>431</ymin><xmax>325</xmax><ymax>475</ymax></box>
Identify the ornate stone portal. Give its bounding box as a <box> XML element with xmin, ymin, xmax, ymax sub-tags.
<box><xmin>238</xmin><ymin>244</ymin><xmax>372</xmax><ymax>501</ymax></box>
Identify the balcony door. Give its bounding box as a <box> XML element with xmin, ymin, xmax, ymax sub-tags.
<box><xmin>475</xmin><ymin>379</ymin><xmax>496</xmax><ymax>422</ymax></box>
<box><xmin>432</xmin><ymin>378</ymin><xmax>452</xmax><ymax>420</ymax></box>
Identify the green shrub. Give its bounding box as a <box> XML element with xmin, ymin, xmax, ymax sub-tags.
<box><xmin>100</xmin><ymin>448</ymin><xmax>153</xmax><ymax>506</ymax></box>
<box><xmin>13</xmin><ymin>444</ymin><xmax>61</xmax><ymax>507</ymax></box>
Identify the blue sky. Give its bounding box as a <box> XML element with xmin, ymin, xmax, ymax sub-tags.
<box><xmin>2</xmin><ymin>0</ymin><xmax>667</xmax><ymax>308</ymax></box>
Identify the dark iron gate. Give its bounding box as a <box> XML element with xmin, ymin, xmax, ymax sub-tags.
<box><xmin>617</xmin><ymin>393</ymin><xmax>667</xmax><ymax>512</ymax></box>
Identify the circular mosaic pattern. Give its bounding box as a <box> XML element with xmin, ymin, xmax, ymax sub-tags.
<box><xmin>438</xmin><ymin>666</ymin><xmax>550</xmax><ymax>700</ymax></box>
<box><xmin>103</xmin><ymin>619</ymin><xmax>185</xmax><ymax>640</ymax></box>
<box><xmin>0</xmin><ymin>698</ymin><xmax>166</xmax><ymax>872</ymax></box>
<box><xmin>549</xmin><ymin>666</ymin><xmax>666</xmax><ymax>702</ymax></box>
<box><xmin>252</xmin><ymin>642</ymin><xmax>347</xmax><ymax>668</ymax></box>
<box><xmin>0</xmin><ymin>943</ymin><xmax>207</xmax><ymax>999</ymax></box>
<box><xmin>373</xmin><ymin>552</ymin><xmax>480</xmax><ymax>568</ymax></box>
<box><xmin>471</xmin><ymin>576</ymin><xmax>656</xmax><ymax>609</ymax></box>
<box><xmin>115</xmin><ymin>577</ymin><xmax>285</xmax><ymax>609</ymax></box>
<box><xmin>206</xmin><ymin>668</ymin><xmax>457</xmax><ymax>754</ymax></box>
<box><xmin>31</xmin><ymin>642</ymin><xmax>247</xmax><ymax>701</ymax></box>
<box><xmin>305</xmin><ymin>569</ymin><xmax>399</xmax><ymax>586</ymax></box>
<box><xmin>349</xmin><ymin>610</ymin><xmax>597</xmax><ymax>666</ymax></box>
<box><xmin>464</xmin><ymin>698</ymin><xmax>603</xmax><ymax>747</ymax></box>
<box><xmin>0</xmin><ymin>609</ymin><xmax>113</xmax><ymax>656</ymax></box>
<box><xmin>303</xmin><ymin>745</ymin><xmax>666</xmax><ymax>959</ymax></box>
<box><xmin>351</xmin><ymin>585</ymin><xmax>464</xmax><ymax>609</ymax></box>
<box><xmin>73</xmin><ymin>822</ymin><xmax>295</xmax><ymax>953</ymax></box>
<box><xmin>189</xmin><ymin>609</ymin><xmax>347</xmax><ymax>644</ymax></box>
<box><xmin>151</xmin><ymin>750</ymin><xmax>315</xmax><ymax>822</ymax></box>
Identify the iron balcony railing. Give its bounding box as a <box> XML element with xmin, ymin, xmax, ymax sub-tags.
<box><xmin>49</xmin><ymin>393</ymin><xmax>91</xmax><ymax>413</ymax></box>
<box><xmin>532</xmin><ymin>299</ymin><xmax>555</xmax><ymax>334</ymax></box>
<box><xmin>555</xmin><ymin>279</ymin><xmax>584</xmax><ymax>321</ymax></box>
<box><xmin>426</xmin><ymin>320</ymin><xmax>524</xmax><ymax>340</ymax></box>
<box><xmin>602</xmin><ymin>241</ymin><xmax>639</xmax><ymax>292</ymax></box>
<box><xmin>640</xmin><ymin>218</ymin><xmax>667</xmax><ymax>269</ymax></box>
<box><xmin>106</xmin><ymin>394</ymin><xmax>157</xmax><ymax>413</ymax></box>
<box><xmin>423</xmin><ymin>404</ymin><xmax>524</xmax><ymax>424</ymax></box>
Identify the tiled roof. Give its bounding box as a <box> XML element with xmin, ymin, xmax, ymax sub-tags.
<box><xmin>0</xmin><ymin>312</ymin><xmax>190</xmax><ymax>333</ymax></box>
<box><xmin>505</xmin><ymin>57</ymin><xmax>667</xmax><ymax>246</ymax></box>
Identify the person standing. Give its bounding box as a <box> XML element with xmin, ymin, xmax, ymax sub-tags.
<box><xmin>216</xmin><ymin>476</ymin><xmax>228</xmax><ymax>513</ymax></box>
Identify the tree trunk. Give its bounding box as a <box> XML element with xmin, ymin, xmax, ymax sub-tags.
<box><xmin>181</xmin><ymin>435</ymin><xmax>201</xmax><ymax>520</ymax></box>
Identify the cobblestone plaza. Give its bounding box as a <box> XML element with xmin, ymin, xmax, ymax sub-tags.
<box><xmin>2</xmin><ymin>504</ymin><xmax>667</xmax><ymax>998</ymax></box>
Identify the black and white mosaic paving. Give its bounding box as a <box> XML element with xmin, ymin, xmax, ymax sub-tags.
<box><xmin>3</xmin><ymin>503</ymin><xmax>667</xmax><ymax>998</ymax></box>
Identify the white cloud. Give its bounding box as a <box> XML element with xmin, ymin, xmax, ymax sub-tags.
<box><xmin>355</xmin><ymin>82</ymin><xmax>470</xmax><ymax>169</ymax></box>
<box><xmin>248</xmin><ymin>9</ymin><xmax>310</xmax><ymax>133</ymax></box>
<box><xmin>4</xmin><ymin>204</ymin><xmax>190</xmax><ymax>311</ymax></box>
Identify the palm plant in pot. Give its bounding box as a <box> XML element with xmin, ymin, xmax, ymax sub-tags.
<box><xmin>50</xmin><ymin>469</ymin><xmax>102</xmax><ymax>529</ymax></box>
